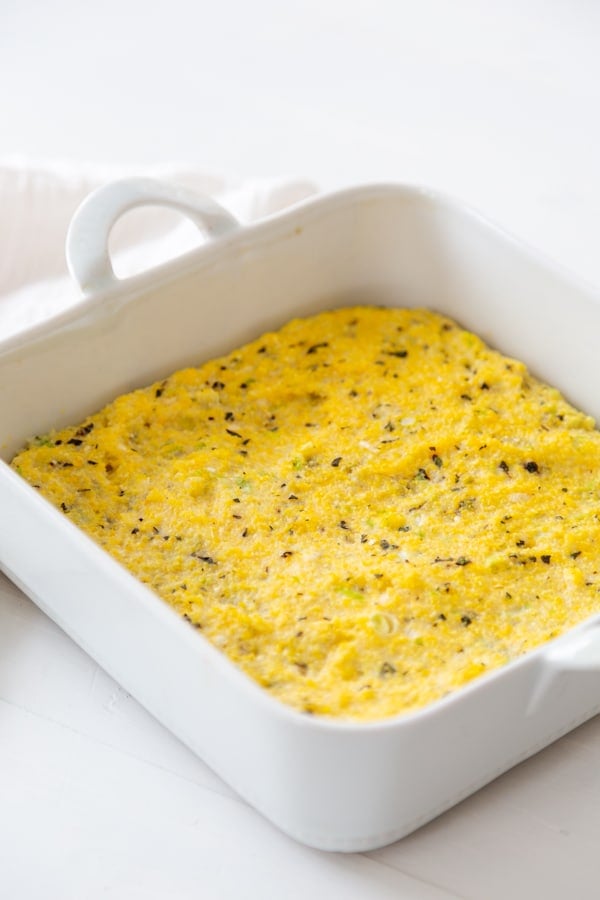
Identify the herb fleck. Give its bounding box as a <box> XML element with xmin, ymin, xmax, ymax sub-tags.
<box><xmin>379</xmin><ymin>662</ymin><xmax>397</xmax><ymax>677</ymax></box>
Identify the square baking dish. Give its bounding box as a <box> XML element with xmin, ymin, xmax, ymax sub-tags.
<box><xmin>2</xmin><ymin>178</ymin><xmax>600</xmax><ymax>852</ymax></box>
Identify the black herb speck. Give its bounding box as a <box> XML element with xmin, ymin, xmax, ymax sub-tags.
<box><xmin>461</xmin><ymin>615</ymin><xmax>472</xmax><ymax>626</ymax></box>
<box><xmin>211</xmin><ymin>381</ymin><xmax>225</xmax><ymax>391</ymax></box>
<box><xmin>499</xmin><ymin>460</ymin><xmax>510</xmax><ymax>474</ymax></box>
<box><xmin>67</xmin><ymin>438</ymin><xmax>83</xmax><ymax>446</ymax></box>
<box><xmin>571</xmin><ymin>551</ymin><xmax>582</xmax><ymax>559</ymax></box>
<box><xmin>225</xmin><ymin>411</ymin><xmax>235</xmax><ymax>421</ymax></box>
<box><xmin>281</xmin><ymin>550</ymin><xmax>294</xmax><ymax>558</ymax></box>
<box><xmin>307</xmin><ymin>342</ymin><xmax>329</xmax><ymax>355</ymax></box>
<box><xmin>524</xmin><ymin>461</ymin><xmax>539</xmax><ymax>473</ymax></box>
<box><xmin>331</xmin><ymin>457</ymin><xmax>342</xmax><ymax>467</ymax></box>
<box><xmin>432</xmin><ymin>454</ymin><xmax>443</xmax><ymax>467</ymax></box>
<box><xmin>226</xmin><ymin>428</ymin><xmax>242</xmax><ymax>438</ymax></box>
<box><xmin>541</xmin><ymin>554</ymin><xmax>551</xmax><ymax>564</ymax></box>
<box><xmin>456</xmin><ymin>556</ymin><xmax>471</xmax><ymax>567</ymax></box>
<box><xmin>385</xmin><ymin>349</ymin><xmax>408</xmax><ymax>358</ymax></box>
<box><xmin>339</xmin><ymin>520</ymin><xmax>350</xmax><ymax>530</ymax></box>
<box><xmin>193</xmin><ymin>553</ymin><xmax>216</xmax><ymax>564</ymax></box>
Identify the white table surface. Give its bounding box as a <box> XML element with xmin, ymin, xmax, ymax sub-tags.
<box><xmin>3</xmin><ymin>1</ymin><xmax>600</xmax><ymax>897</ymax></box>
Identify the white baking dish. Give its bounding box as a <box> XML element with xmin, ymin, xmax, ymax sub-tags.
<box><xmin>1</xmin><ymin>178</ymin><xmax>600</xmax><ymax>852</ymax></box>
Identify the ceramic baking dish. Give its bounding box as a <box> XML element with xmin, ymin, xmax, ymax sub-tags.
<box><xmin>1</xmin><ymin>178</ymin><xmax>600</xmax><ymax>852</ymax></box>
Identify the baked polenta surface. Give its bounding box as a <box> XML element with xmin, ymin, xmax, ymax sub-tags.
<box><xmin>12</xmin><ymin>307</ymin><xmax>600</xmax><ymax>720</ymax></box>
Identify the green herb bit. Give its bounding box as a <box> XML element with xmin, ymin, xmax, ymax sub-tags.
<box><xmin>335</xmin><ymin>584</ymin><xmax>364</xmax><ymax>602</ymax></box>
<box><xmin>371</xmin><ymin>613</ymin><xmax>398</xmax><ymax>635</ymax></box>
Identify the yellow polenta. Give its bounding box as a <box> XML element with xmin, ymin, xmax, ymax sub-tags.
<box><xmin>11</xmin><ymin>307</ymin><xmax>600</xmax><ymax>720</ymax></box>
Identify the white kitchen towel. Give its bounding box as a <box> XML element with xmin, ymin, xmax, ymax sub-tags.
<box><xmin>0</xmin><ymin>159</ymin><xmax>316</xmax><ymax>339</ymax></box>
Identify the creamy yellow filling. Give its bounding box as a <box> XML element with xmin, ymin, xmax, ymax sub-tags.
<box><xmin>12</xmin><ymin>307</ymin><xmax>600</xmax><ymax>720</ymax></box>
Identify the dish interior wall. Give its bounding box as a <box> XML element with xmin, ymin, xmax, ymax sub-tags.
<box><xmin>1</xmin><ymin>188</ymin><xmax>598</xmax><ymax>461</ymax></box>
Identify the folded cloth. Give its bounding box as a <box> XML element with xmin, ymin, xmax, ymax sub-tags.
<box><xmin>0</xmin><ymin>159</ymin><xmax>316</xmax><ymax>340</ymax></box>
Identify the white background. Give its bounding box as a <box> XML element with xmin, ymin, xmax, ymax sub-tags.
<box><xmin>2</xmin><ymin>1</ymin><xmax>600</xmax><ymax>897</ymax></box>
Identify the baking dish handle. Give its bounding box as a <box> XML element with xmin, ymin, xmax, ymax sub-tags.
<box><xmin>527</xmin><ymin>624</ymin><xmax>600</xmax><ymax>715</ymax></box>
<box><xmin>66</xmin><ymin>177</ymin><xmax>240</xmax><ymax>296</ymax></box>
